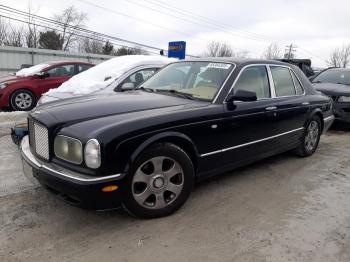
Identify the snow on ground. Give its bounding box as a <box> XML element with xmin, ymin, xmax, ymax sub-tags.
<box><xmin>45</xmin><ymin>55</ymin><xmax>175</xmax><ymax>96</ymax></box>
<box><xmin>15</xmin><ymin>63</ymin><xmax>50</xmax><ymax>77</ymax></box>
<box><xmin>0</xmin><ymin>111</ymin><xmax>27</xmax><ymax>123</ymax></box>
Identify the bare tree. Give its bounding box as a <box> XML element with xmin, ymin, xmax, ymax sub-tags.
<box><xmin>262</xmin><ymin>42</ymin><xmax>282</xmax><ymax>59</ymax></box>
<box><xmin>203</xmin><ymin>41</ymin><xmax>233</xmax><ymax>57</ymax></box>
<box><xmin>80</xmin><ymin>36</ymin><xmax>104</xmax><ymax>54</ymax></box>
<box><xmin>53</xmin><ymin>5</ymin><xmax>88</xmax><ymax>51</ymax></box>
<box><xmin>5</xmin><ymin>25</ymin><xmax>24</xmax><ymax>47</ymax></box>
<box><xmin>24</xmin><ymin>3</ymin><xmax>40</xmax><ymax>48</ymax></box>
<box><xmin>0</xmin><ymin>17</ymin><xmax>9</xmax><ymax>46</ymax></box>
<box><xmin>341</xmin><ymin>45</ymin><xmax>350</xmax><ymax>68</ymax></box>
<box><xmin>232</xmin><ymin>50</ymin><xmax>250</xmax><ymax>58</ymax></box>
<box><xmin>328</xmin><ymin>44</ymin><xmax>350</xmax><ymax>68</ymax></box>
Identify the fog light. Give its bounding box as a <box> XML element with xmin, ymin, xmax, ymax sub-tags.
<box><xmin>102</xmin><ymin>185</ymin><xmax>119</xmax><ymax>192</ymax></box>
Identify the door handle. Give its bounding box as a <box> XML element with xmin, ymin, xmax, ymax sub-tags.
<box><xmin>265</xmin><ymin>106</ymin><xmax>277</xmax><ymax>111</ymax></box>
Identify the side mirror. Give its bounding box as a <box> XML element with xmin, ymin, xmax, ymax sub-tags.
<box><xmin>226</xmin><ymin>89</ymin><xmax>257</xmax><ymax>103</ymax></box>
<box><xmin>35</xmin><ymin>71</ymin><xmax>49</xmax><ymax>78</ymax></box>
<box><xmin>121</xmin><ymin>82</ymin><xmax>135</xmax><ymax>91</ymax></box>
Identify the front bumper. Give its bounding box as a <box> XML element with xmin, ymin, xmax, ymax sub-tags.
<box><xmin>21</xmin><ymin>135</ymin><xmax>126</xmax><ymax>209</ymax></box>
<box><xmin>333</xmin><ymin>102</ymin><xmax>350</xmax><ymax>123</ymax></box>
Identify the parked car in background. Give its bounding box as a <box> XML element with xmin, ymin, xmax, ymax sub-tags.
<box><xmin>312</xmin><ymin>68</ymin><xmax>350</xmax><ymax>124</ymax></box>
<box><xmin>11</xmin><ymin>55</ymin><xmax>174</xmax><ymax>145</ymax></box>
<box><xmin>0</xmin><ymin>61</ymin><xmax>94</xmax><ymax>111</ymax></box>
<box><xmin>21</xmin><ymin>58</ymin><xmax>334</xmax><ymax>218</ymax></box>
<box><xmin>38</xmin><ymin>55</ymin><xmax>175</xmax><ymax>105</ymax></box>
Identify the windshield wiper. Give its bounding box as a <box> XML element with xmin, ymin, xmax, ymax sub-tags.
<box><xmin>157</xmin><ymin>89</ymin><xmax>195</xmax><ymax>100</ymax></box>
<box><xmin>138</xmin><ymin>86</ymin><xmax>155</xmax><ymax>92</ymax></box>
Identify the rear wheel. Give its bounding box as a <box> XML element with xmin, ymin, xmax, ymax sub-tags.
<box><xmin>294</xmin><ymin>115</ymin><xmax>321</xmax><ymax>157</ymax></box>
<box><xmin>122</xmin><ymin>143</ymin><xmax>195</xmax><ymax>219</ymax></box>
<box><xmin>10</xmin><ymin>89</ymin><xmax>36</xmax><ymax>111</ymax></box>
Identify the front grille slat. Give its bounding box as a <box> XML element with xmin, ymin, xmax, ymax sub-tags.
<box><xmin>28</xmin><ymin>119</ymin><xmax>49</xmax><ymax>160</ymax></box>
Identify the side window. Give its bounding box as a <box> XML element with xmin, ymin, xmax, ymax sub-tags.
<box><xmin>270</xmin><ymin>66</ymin><xmax>296</xmax><ymax>97</ymax></box>
<box><xmin>121</xmin><ymin>68</ymin><xmax>158</xmax><ymax>88</ymax></box>
<box><xmin>234</xmin><ymin>66</ymin><xmax>271</xmax><ymax>100</ymax></box>
<box><xmin>46</xmin><ymin>64</ymin><xmax>75</xmax><ymax>77</ymax></box>
<box><xmin>291</xmin><ymin>70</ymin><xmax>304</xmax><ymax>95</ymax></box>
<box><xmin>78</xmin><ymin>64</ymin><xmax>93</xmax><ymax>74</ymax></box>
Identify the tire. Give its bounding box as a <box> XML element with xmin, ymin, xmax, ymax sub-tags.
<box><xmin>122</xmin><ymin>143</ymin><xmax>195</xmax><ymax>219</ymax></box>
<box><xmin>10</xmin><ymin>89</ymin><xmax>36</xmax><ymax>111</ymax></box>
<box><xmin>294</xmin><ymin>115</ymin><xmax>322</xmax><ymax>157</ymax></box>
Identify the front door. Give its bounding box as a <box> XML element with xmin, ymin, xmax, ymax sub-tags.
<box><xmin>221</xmin><ymin>65</ymin><xmax>280</xmax><ymax>167</ymax></box>
<box><xmin>36</xmin><ymin>64</ymin><xmax>75</xmax><ymax>95</ymax></box>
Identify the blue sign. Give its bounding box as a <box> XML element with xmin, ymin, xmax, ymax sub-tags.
<box><xmin>168</xmin><ymin>41</ymin><xmax>186</xmax><ymax>60</ymax></box>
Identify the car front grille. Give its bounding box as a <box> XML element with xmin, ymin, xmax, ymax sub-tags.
<box><xmin>28</xmin><ymin>118</ymin><xmax>50</xmax><ymax>160</ymax></box>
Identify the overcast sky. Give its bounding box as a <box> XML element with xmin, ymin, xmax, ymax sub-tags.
<box><xmin>2</xmin><ymin>0</ymin><xmax>350</xmax><ymax>67</ymax></box>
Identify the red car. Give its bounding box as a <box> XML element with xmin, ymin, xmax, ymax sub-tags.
<box><xmin>0</xmin><ymin>61</ymin><xmax>94</xmax><ymax>111</ymax></box>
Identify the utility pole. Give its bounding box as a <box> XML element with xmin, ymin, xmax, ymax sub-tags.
<box><xmin>285</xmin><ymin>44</ymin><xmax>297</xmax><ymax>59</ymax></box>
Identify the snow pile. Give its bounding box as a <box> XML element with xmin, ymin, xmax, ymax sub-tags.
<box><xmin>0</xmin><ymin>111</ymin><xmax>27</xmax><ymax>123</ymax></box>
<box><xmin>15</xmin><ymin>63</ymin><xmax>50</xmax><ymax>77</ymax></box>
<box><xmin>46</xmin><ymin>55</ymin><xmax>175</xmax><ymax>95</ymax></box>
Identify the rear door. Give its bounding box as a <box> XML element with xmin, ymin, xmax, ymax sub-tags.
<box><xmin>268</xmin><ymin>65</ymin><xmax>309</xmax><ymax>147</ymax></box>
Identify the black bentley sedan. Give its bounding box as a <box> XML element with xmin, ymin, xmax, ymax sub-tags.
<box><xmin>21</xmin><ymin>58</ymin><xmax>334</xmax><ymax>218</ymax></box>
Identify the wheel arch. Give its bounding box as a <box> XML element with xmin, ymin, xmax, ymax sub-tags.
<box><xmin>307</xmin><ymin>108</ymin><xmax>324</xmax><ymax>132</ymax></box>
<box><xmin>124</xmin><ymin>132</ymin><xmax>199</xmax><ymax>174</ymax></box>
<box><xmin>9</xmin><ymin>87</ymin><xmax>37</xmax><ymax>104</ymax></box>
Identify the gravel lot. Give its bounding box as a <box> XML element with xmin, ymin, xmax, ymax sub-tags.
<box><xmin>0</xmin><ymin>117</ymin><xmax>350</xmax><ymax>262</ymax></box>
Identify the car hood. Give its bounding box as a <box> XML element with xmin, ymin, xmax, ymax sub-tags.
<box><xmin>313</xmin><ymin>83</ymin><xmax>350</xmax><ymax>96</ymax></box>
<box><xmin>33</xmin><ymin>91</ymin><xmax>203</xmax><ymax>126</ymax></box>
<box><xmin>39</xmin><ymin>92</ymin><xmax>75</xmax><ymax>105</ymax></box>
<box><xmin>0</xmin><ymin>74</ymin><xmax>30</xmax><ymax>83</ymax></box>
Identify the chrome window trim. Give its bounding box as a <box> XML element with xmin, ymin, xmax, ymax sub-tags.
<box><xmin>200</xmin><ymin>127</ymin><xmax>304</xmax><ymax>157</ymax></box>
<box><xmin>54</xmin><ymin>135</ymin><xmax>83</xmax><ymax>165</ymax></box>
<box><xmin>289</xmin><ymin>68</ymin><xmax>306</xmax><ymax>96</ymax></box>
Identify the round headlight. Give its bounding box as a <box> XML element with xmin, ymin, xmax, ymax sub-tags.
<box><xmin>84</xmin><ymin>139</ymin><xmax>101</xmax><ymax>169</ymax></box>
<box><xmin>54</xmin><ymin>135</ymin><xmax>83</xmax><ymax>164</ymax></box>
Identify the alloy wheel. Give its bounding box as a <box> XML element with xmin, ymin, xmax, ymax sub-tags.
<box><xmin>132</xmin><ymin>156</ymin><xmax>184</xmax><ymax>209</ymax></box>
<box><xmin>14</xmin><ymin>93</ymin><xmax>32</xmax><ymax>109</ymax></box>
<box><xmin>305</xmin><ymin>120</ymin><xmax>319</xmax><ymax>152</ymax></box>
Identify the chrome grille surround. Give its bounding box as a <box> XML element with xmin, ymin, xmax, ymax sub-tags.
<box><xmin>28</xmin><ymin>118</ymin><xmax>49</xmax><ymax>160</ymax></box>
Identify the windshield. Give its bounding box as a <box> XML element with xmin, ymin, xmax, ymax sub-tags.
<box><xmin>313</xmin><ymin>69</ymin><xmax>350</xmax><ymax>86</ymax></box>
<box><xmin>140</xmin><ymin>61</ymin><xmax>233</xmax><ymax>101</ymax></box>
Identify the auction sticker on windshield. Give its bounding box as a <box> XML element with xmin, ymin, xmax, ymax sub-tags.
<box><xmin>207</xmin><ymin>63</ymin><xmax>231</xmax><ymax>70</ymax></box>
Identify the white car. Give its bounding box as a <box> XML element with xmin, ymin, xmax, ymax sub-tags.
<box><xmin>38</xmin><ymin>55</ymin><xmax>175</xmax><ymax>105</ymax></box>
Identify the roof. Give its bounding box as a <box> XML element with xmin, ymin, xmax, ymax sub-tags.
<box><xmin>180</xmin><ymin>57</ymin><xmax>290</xmax><ymax>66</ymax></box>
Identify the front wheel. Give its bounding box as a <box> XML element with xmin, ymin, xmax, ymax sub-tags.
<box><xmin>294</xmin><ymin>115</ymin><xmax>322</xmax><ymax>157</ymax></box>
<box><xmin>10</xmin><ymin>89</ymin><xmax>36</xmax><ymax>111</ymax></box>
<box><xmin>122</xmin><ymin>143</ymin><xmax>195</xmax><ymax>219</ymax></box>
